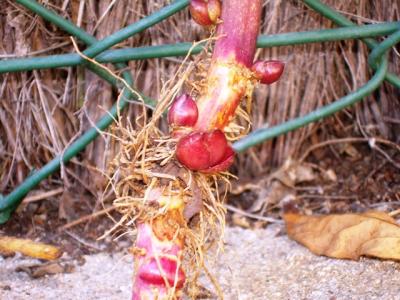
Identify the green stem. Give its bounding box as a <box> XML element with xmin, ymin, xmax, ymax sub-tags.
<box><xmin>1</xmin><ymin>23</ymin><xmax>399</xmax><ymax>73</ymax></box>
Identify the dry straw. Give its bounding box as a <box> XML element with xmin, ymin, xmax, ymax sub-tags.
<box><xmin>1</xmin><ymin>0</ymin><xmax>399</xmax><ymax>222</ymax></box>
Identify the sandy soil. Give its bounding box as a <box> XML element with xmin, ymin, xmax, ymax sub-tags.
<box><xmin>1</xmin><ymin>226</ymin><xmax>399</xmax><ymax>300</ymax></box>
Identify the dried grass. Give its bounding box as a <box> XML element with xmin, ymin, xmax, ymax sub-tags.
<box><xmin>0</xmin><ymin>0</ymin><xmax>399</xmax><ymax>202</ymax></box>
<box><xmin>240</xmin><ymin>0</ymin><xmax>400</xmax><ymax>176</ymax></box>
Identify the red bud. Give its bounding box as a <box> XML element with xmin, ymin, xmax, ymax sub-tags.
<box><xmin>189</xmin><ymin>0</ymin><xmax>221</xmax><ymax>26</ymax></box>
<box><xmin>176</xmin><ymin>132</ymin><xmax>210</xmax><ymax>170</ymax></box>
<box><xmin>251</xmin><ymin>60</ymin><xmax>285</xmax><ymax>84</ymax></box>
<box><xmin>168</xmin><ymin>94</ymin><xmax>198</xmax><ymax>127</ymax></box>
<box><xmin>176</xmin><ymin>130</ymin><xmax>235</xmax><ymax>172</ymax></box>
<box><xmin>206</xmin><ymin>130</ymin><xmax>228</xmax><ymax>166</ymax></box>
<box><xmin>202</xmin><ymin>146</ymin><xmax>234</xmax><ymax>173</ymax></box>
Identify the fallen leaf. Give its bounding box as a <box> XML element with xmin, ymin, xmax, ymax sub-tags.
<box><xmin>284</xmin><ymin>211</ymin><xmax>400</xmax><ymax>260</ymax></box>
<box><xmin>323</xmin><ymin>169</ymin><xmax>337</xmax><ymax>182</ymax></box>
<box><xmin>0</xmin><ymin>236</ymin><xmax>62</xmax><ymax>260</ymax></box>
<box><xmin>59</xmin><ymin>191</ymin><xmax>77</xmax><ymax>221</ymax></box>
<box><xmin>289</xmin><ymin>163</ymin><xmax>316</xmax><ymax>184</ymax></box>
<box><xmin>249</xmin><ymin>181</ymin><xmax>293</xmax><ymax>213</ymax></box>
<box><xmin>232</xmin><ymin>213</ymin><xmax>251</xmax><ymax>228</ymax></box>
<box><xmin>16</xmin><ymin>261</ymin><xmax>75</xmax><ymax>278</ymax></box>
<box><xmin>248</xmin><ymin>160</ymin><xmax>315</xmax><ymax>213</ymax></box>
<box><xmin>338</xmin><ymin>143</ymin><xmax>361</xmax><ymax>160</ymax></box>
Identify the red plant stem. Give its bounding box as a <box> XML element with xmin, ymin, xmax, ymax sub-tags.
<box><xmin>212</xmin><ymin>0</ymin><xmax>262</xmax><ymax>67</ymax></box>
<box><xmin>132</xmin><ymin>215</ymin><xmax>185</xmax><ymax>299</ymax></box>
<box><xmin>194</xmin><ymin>0</ymin><xmax>262</xmax><ymax>131</ymax></box>
<box><xmin>132</xmin><ymin>1</ymin><xmax>264</xmax><ymax>298</ymax></box>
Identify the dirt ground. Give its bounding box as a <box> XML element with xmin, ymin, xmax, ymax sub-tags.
<box><xmin>1</xmin><ymin>225</ymin><xmax>399</xmax><ymax>300</ymax></box>
<box><xmin>1</xmin><ymin>144</ymin><xmax>399</xmax><ymax>300</ymax></box>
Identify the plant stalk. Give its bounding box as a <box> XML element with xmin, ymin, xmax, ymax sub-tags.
<box><xmin>195</xmin><ymin>0</ymin><xmax>262</xmax><ymax>131</ymax></box>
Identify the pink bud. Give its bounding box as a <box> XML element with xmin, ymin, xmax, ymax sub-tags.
<box><xmin>251</xmin><ymin>60</ymin><xmax>285</xmax><ymax>84</ymax></box>
<box><xmin>168</xmin><ymin>94</ymin><xmax>198</xmax><ymax>127</ymax></box>
<box><xmin>189</xmin><ymin>0</ymin><xmax>221</xmax><ymax>26</ymax></box>
<box><xmin>175</xmin><ymin>130</ymin><xmax>235</xmax><ymax>172</ymax></box>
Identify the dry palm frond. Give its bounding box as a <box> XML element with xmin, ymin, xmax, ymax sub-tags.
<box><xmin>0</xmin><ymin>0</ymin><xmax>399</xmax><ymax>217</ymax></box>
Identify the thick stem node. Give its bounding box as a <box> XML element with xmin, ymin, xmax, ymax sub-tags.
<box><xmin>176</xmin><ymin>129</ymin><xmax>234</xmax><ymax>172</ymax></box>
<box><xmin>140</xmin><ymin>1</ymin><xmax>264</xmax><ymax>298</ymax></box>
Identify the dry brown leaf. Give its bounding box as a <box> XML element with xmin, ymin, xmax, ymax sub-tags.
<box><xmin>0</xmin><ymin>236</ymin><xmax>62</xmax><ymax>260</ymax></box>
<box><xmin>59</xmin><ymin>191</ymin><xmax>77</xmax><ymax>221</ymax></box>
<box><xmin>232</xmin><ymin>213</ymin><xmax>251</xmax><ymax>229</ymax></box>
<box><xmin>284</xmin><ymin>211</ymin><xmax>400</xmax><ymax>260</ymax></box>
<box><xmin>16</xmin><ymin>261</ymin><xmax>75</xmax><ymax>278</ymax></box>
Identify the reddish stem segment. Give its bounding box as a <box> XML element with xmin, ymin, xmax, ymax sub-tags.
<box><xmin>132</xmin><ymin>219</ymin><xmax>185</xmax><ymax>299</ymax></box>
<box><xmin>133</xmin><ymin>1</ymin><xmax>263</xmax><ymax>298</ymax></box>
<box><xmin>212</xmin><ymin>0</ymin><xmax>262</xmax><ymax>67</ymax></box>
<box><xmin>176</xmin><ymin>0</ymin><xmax>262</xmax><ymax>172</ymax></box>
<box><xmin>194</xmin><ymin>0</ymin><xmax>262</xmax><ymax>131</ymax></box>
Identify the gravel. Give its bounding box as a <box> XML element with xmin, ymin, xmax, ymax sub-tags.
<box><xmin>1</xmin><ymin>226</ymin><xmax>399</xmax><ymax>300</ymax></box>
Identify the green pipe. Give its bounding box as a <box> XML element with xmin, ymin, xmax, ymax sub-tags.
<box><xmin>232</xmin><ymin>57</ymin><xmax>388</xmax><ymax>152</ymax></box>
<box><xmin>0</xmin><ymin>83</ymin><xmax>133</xmax><ymax>213</ymax></box>
<box><xmin>233</xmin><ymin>5</ymin><xmax>400</xmax><ymax>153</ymax></box>
<box><xmin>15</xmin><ymin>0</ymin><xmax>97</xmax><ymax>45</ymax></box>
<box><xmin>368</xmin><ymin>30</ymin><xmax>400</xmax><ymax>69</ymax></box>
<box><xmin>15</xmin><ymin>0</ymin><xmax>98</xmax><ymax>45</ymax></box>
<box><xmin>1</xmin><ymin>22</ymin><xmax>399</xmax><ymax>73</ymax></box>
<box><xmin>256</xmin><ymin>22</ymin><xmax>400</xmax><ymax>47</ymax></box>
<box><xmin>1</xmin><ymin>59</ymin><xmax>389</xmax><ymax>214</ymax></box>
<box><xmin>14</xmin><ymin>0</ymin><xmax>129</xmax><ymax>93</ymax></box>
<box><xmin>1</xmin><ymin>0</ymin><xmax>116</xmax><ymax>222</ymax></box>
<box><xmin>14</xmin><ymin>0</ymin><xmax>189</xmax><ymax>104</ymax></box>
<box><xmin>100</xmin><ymin>20</ymin><xmax>400</xmax><ymax>62</ymax></box>
<box><xmin>0</xmin><ymin>0</ymin><xmax>189</xmax><ymax>218</ymax></box>
<box><xmin>1</xmin><ymin>0</ymin><xmax>398</xmax><ymax>221</ymax></box>
<box><xmin>0</xmin><ymin>43</ymin><xmax>201</xmax><ymax>73</ymax></box>
<box><xmin>303</xmin><ymin>0</ymin><xmax>400</xmax><ymax>89</ymax></box>
<box><xmin>16</xmin><ymin>0</ymin><xmax>189</xmax><ymax>60</ymax></box>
